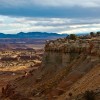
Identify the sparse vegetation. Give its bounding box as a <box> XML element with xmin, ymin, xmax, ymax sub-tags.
<box><xmin>84</xmin><ymin>91</ymin><xmax>95</xmax><ymax>100</ymax></box>
<box><xmin>90</xmin><ymin>32</ymin><xmax>95</xmax><ymax>37</ymax></box>
<box><xmin>69</xmin><ymin>34</ymin><xmax>77</xmax><ymax>40</ymax></box>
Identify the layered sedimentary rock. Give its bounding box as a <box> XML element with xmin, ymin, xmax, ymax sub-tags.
<box><xmin>45</xmin><ymin>38</ymin><xmax>100</xmax><ymax>55</ymax></box>
<box><xmin>43</xmin><ymin>37</ymin><xmax>100</xmax><ymax>100</ymax></box>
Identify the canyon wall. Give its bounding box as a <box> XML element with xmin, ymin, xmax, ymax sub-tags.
<box><xmin>42</xmin><ymin>38</ymin><xmax>100</xmax><ymax>74</ymax></box>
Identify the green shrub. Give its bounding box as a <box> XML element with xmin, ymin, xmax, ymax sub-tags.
<box><xmin>69</xmin><ymin>34</ymin><xmax>77</xmax><ymax>40</ymax></box>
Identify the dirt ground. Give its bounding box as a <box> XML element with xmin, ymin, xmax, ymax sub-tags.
<box><xmin>0</xmin><ymin>71</ymin><xmax>22</xmax><ymax>95</ymax></box>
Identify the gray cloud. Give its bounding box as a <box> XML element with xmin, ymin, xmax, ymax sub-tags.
<box><xmin>0</xmin><ymin>0</ymin><xmax>100</xmax><ymax>8</ymax></box>
<box><xmin>0</xmin><ymin>15</ymin><xmax>100</xmax><ymax>34</ymax></box>
<box><xmin>0</xmin><ymin>0</ymin><xmax>100</xmax><ymax>18</ymax></box>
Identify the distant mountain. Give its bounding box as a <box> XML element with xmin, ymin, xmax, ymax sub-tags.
<box><xmin>0</xmin><ymin>32</ymin><xmax>68</xmax><ymax>39</ymax></box>
<box><xmin>76</xmin><ymin>33</ymin><xmax>89</xmax><ymax>36</ymax></box>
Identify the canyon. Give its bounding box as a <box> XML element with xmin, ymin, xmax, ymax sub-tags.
<box><xmin>0</xmin><ymin>36</ymin><xmax>100</xmax><ymax>100</ymax></box>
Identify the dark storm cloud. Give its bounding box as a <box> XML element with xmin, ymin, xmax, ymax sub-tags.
<box><xmin>0</xmin><ymin>0</ymin><xmax>100</xmax><ymax>18</ymax></box>
<box><xmin>0</xmin><ymin>6</ymin><xmax>99</xmax><ymax>18</ymax></box>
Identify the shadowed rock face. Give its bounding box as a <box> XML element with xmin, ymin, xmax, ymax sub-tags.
<box><xmin>43</xmin><ymin>52</ymin><xmax>71</xmax><ymax>67</ymax></box>
<box><xmin>42</xmin><ymin>37</ymin><xmax>100</xmax><ymax>79</ymax></box>
<box><xmin>0</xmin><ymin>57</ymin><xmax>18</xmax><ymax>61</ymax></box>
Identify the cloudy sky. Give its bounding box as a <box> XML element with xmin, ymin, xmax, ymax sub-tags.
<box><xmin>0</xmin><ymin>0</ymin><xmax>100</xmax><ymax>34</ymax></box>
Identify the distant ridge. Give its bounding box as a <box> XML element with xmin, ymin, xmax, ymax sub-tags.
<box><xmin>0</xmin><ymin>32</ymin><xmax>68</xmax><ymax>39</ymax></box>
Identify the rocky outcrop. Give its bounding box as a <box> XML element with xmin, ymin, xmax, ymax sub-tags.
<box><xmin>45</xmin><ymin>38</ymin><xmax>100</xmax><ymax>56</ymax></box>
<box><xmin>43</xmin><ymin>37</ymin><xmax>100</xmax><ymax>99</ymax></box>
